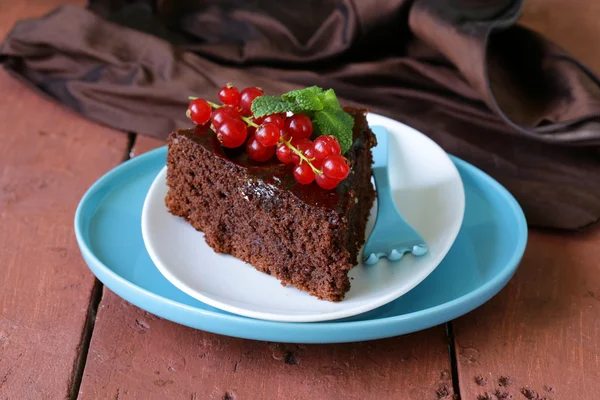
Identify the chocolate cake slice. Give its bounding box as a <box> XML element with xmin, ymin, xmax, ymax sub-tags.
<box><xmin>165</xmin><ymin>108</ymin><xmax>376</xmax><ymax>302</ymax></box>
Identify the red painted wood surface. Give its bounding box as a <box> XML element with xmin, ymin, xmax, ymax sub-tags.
<box><xmin>77</xmin><ymin>135</ymin><xmax>455</xmax><ymax>400</ymax></box>
<box><xmin>0</xmin><ymin>4</ymin><xmax>126</xmax><ymax>399</ymax></box>
<box><xmin>453</xmin><ymin>228</ymin><xmax>600</xmax><ymax>400</ymax></box>
<box><xmin>80</xmin><ymin>291</ymin><xmax>454</xmax><ymax>400</ymax></box>
<box><xmin>0</xmin><ymin>70</ymin><xmax>128</xmax><ymax>398</ymax></box>
<box><xmin>131</xmin><ymin>136</ymin><xmax>166</xmax><ymax>157</ymax></box>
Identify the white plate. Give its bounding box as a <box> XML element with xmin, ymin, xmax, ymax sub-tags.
<box><xmin>141</xmin><ymin>113</ymin><xmax>465</xmax><ymax>322</ymax></box>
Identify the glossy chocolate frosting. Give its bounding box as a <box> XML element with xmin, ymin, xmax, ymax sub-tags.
<box><xmin>173</xmin><ymin>108</ymin><xmax>373</xmax><ymax>211</ymax></box>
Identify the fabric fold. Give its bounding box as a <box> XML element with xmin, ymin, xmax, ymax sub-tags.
<box><xmin>1</xmin><ymin>1</ymin><xmax>599</xmax><ymax>229</ymax></box>
<box><xmin>410</xmin><ymin>0</ymin><xmax>600</xmax><ymax>145</ymax></box>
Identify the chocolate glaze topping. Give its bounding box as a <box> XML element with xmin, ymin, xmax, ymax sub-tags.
<box><xmin>174</xmin><ymin>107</ymin><xmax>373</xmax><ymax>211</ymax></box>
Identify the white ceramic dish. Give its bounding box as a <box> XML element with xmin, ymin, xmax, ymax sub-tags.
<box><xmin>141</xmin><ymin>113</ymin><xmax>465</xmax><ymax>322</ymax></box>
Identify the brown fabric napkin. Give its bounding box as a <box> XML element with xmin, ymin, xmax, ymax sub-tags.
<box><xmin>1</xmin><ymin>0</ymin><xmax>599</xmax><ymax>229</ymax></box>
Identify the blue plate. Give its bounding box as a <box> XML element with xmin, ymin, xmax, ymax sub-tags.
<box><xmin>74</xmin><ymin>147</ymin><xmax>527</xmax><ymax>343</ymax></box>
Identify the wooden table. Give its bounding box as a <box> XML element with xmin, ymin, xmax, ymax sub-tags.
<box><xmin>1</xmin><ymin>1</ymin><xmax>599</xmax><ymax>399</ymax></box>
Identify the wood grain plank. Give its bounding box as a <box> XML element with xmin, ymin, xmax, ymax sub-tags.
<box><xmin>80</xmin><ymin>292</ymin><xmax>454</xmax><ymax>400</ymax></box>
<box><xmin>78</xmin><ymin>135</ymin><xmax>455</xmax><ymax>400</ymax></box>
<box><xmin>0</xmin><ymin>66</ymin><xmax>129</xmax><ymax>398</ymax></box>
<box><xmin>131</xmin><ymin>136</ymin><xmax>166</xmax><ymax>157</ymax></box>
<box><xmin>453</xmin><ymin>228</ymin><xmax>600</xmax><ymax>400</ymax></box>
<box><xmin>0</xmin><ymin>2</ymin><xmax>131</xmax><ymax>398</ymax></box>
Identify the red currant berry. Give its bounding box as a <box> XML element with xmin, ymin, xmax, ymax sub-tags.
<box><xmin>262</xmin><ymin>114</ymin><xmax>285</xmax><ymax>129</ymax></box>
<box><xmin>276</xmin><ymin>144</ymin><xmax>295</xmax><ymax>164</ymax></box>
<box><xmin>218</xmin><ymin>84</ymin><xmax>241</xmax><ymax>107</ymax></box>
<box><xmin>246</xmin><ymin>136</ymin><xmax>275</xmax><ymax>162</ymax></box>
<box><xmin>255</xmin><ymin>123</ymin><xmax>281</xmax><ymax>147</ymax></box>
<box><xmin>315</xmin><ymin>173</ymin><xmax>342</xmax><ymax>190</ymax></box>
<box><xmin>289</xmin><ymin>138</ymin><xmax>313</xmax><ymax>164</ymax></box>
<box><xmin>217</xmin><ymin>118</ymin><xmax>247</xmax><ymax>148</ymax></box>
<box><xmin>239</xmin><ymin>87</ymin><xmax>264</xmax><ymax>115</ymax></box>
<box><xmin>252</xmin><ymin>116</ymin><xmax>265</xmax><ymax>125</ymax></box>
<box><xmin>300</xmin><ymin>144</ymin><xmax>321</xmax><ymax>169</ymax></box>
<box><xmin>187</xmin><ymin>99</ymin><xmax>212</xmax><ymax>125</ymax></box>
<box><xmin>293</xmin><ymin>163</ymin><xmax>316</xmax><ymax>184</ymax></box>
<box><xmin>211</xmin><ymin>106</ymin><xmax>240</xmax><ymax>129</ymax></box>
<box><xmin>322</xmin><ymin>154</ymin><xmax>350</xmax><ymax>180</ymax></box>
<box><xmin>313</xmin><ymin>135</ymin><xmax>342</xmax><ymax>161</ymax></box>
<box><xmin>279</xmin><ymin>128</ymin><xmax>292</xmax><ymax>142</ymax></box>
<box><xmin>284</xmin><ymin>114</ymin><xmax>313</xmax><ymax>140</ymax></box>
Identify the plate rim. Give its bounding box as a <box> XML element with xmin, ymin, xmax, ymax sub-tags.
<box><xmin>140</xmin><ymin>116</ymin><xmax>466</xmax><ymax>322</ymax></box>
<box><xmin>74</xmin><ymin>146</ymin><xmax>527</xmax><ymax>341</ymax></box>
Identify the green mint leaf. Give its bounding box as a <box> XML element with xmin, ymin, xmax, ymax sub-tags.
<box><xmin>251</xmin><ymin>96</ymin><xmax>295</xmax><ymax>118</ymax></box>
<box><xmin>251</xmin><ymin>86</ymin><xmax>353</xmax><ymax>152</ymax></box>
<box><xmin>314</xmin><ymin>108</ymin><xmax>354</xmax><ymax>153</ymax></box>
<box><xmin>283</xmin><ymin>86</ymin><xmax>324</xmax><ymax>100</ymax></box>
<box><xmin>282</xmin><ymin>86</ymin><xmax>324</xmax><ymax>112</ymax></box>
<box><xmin>319</xmin><ymin>88</ymin><xmax>341</xmax><ymax>109</ymax></box>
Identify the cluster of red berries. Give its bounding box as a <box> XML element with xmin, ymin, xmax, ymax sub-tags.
<box><xmin>187</xmin><ymin>84</ymin><xmax>350</xmax><ymax>189</ymax></box>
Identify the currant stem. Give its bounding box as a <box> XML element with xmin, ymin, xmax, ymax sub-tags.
<box><xmin>282</xmin><ymin>138</ymin><xmax>323</xmax><ymax>175</ymax></box>
<box><xmin>240</xmin><ymin>115</ymin><xmax>260</xmax><ymax>128</ymax></box>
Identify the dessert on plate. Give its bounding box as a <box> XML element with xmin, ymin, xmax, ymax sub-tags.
<box><xmin>165</xmin><ymin>85</ymin><xmax>376</xmax><ymax>301</ymax></box>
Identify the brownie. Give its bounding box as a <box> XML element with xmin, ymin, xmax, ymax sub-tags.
<box><xmin>165</xmin><ymin>108</ymin><xmax>376</xmax><ymax>302</ymax></box>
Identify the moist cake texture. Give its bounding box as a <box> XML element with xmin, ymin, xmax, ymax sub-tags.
<box><xmin>165</xmin><ymin>108</ymin><xmax>376</xmax><ymax>301</ymax></box>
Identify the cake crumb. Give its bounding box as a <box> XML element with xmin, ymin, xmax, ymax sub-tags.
<box><xmin>223</xmin><ymin>392</ymin><xmax>234</xmax><ymax>400</ymax></box>
<box><xmin>435</xmin><ymin>382</ymin><xmax>451</xmax><ymax>398</ymax></box>
<box><xmin>283</xmin><ymin>351</ymin><xmax>298</xmax><ymax>365</ymax></box>
<box><xmin>474</xmin><ymin>375</ymin><xmax>487</xmax><ymax>386</ymax></box>
<box><xmin>498</xmin><ymin>376</ymin><xmax>511</xmax><ymax>387</ymax></box>
<box><xmin>520</xmin><ymin>388</ymin><xmax>538</xmax><ymax>399</ymax></box>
